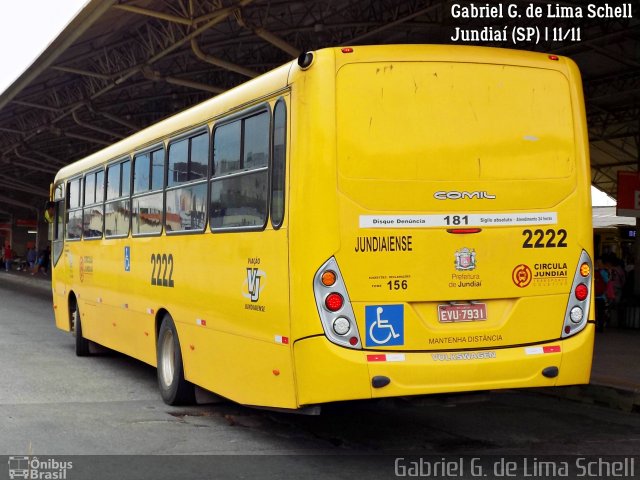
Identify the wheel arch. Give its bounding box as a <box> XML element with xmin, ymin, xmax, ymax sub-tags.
<box><xmin>154</xmin><ymin>307</ymin><xmax>170</xmax><ymax>344</ymax></box>
<box><xmin>67</xmin><ymin>290</ymin><xmax>78</xmax><ymax>332</ymax></box>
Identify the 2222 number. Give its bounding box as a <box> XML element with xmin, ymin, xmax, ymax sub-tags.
<box><xmin>522</xmin><ymin>229</ymin><xmax>567</xmax><ymax>249</ymax></box>
<box><xmin>151</xmin><ymin>253</ymin><xmax>175</xmax><ymax>287</ymax></box>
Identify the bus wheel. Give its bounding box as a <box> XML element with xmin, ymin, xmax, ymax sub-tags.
<box><xmin>157</xmin><ymin>315</ymin><xmax>195</xmax><ymax>405</ymax></box>
<box><xmin>73</xmin><ymin>304</ymin><xmax>91</xmax><ymax>357</ymax></box>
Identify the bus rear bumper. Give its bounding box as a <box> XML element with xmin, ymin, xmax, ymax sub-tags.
<box><xmin>293</xmin><ymin>325</ymin><xmax>594</xmax><ymax>406</ymax></box>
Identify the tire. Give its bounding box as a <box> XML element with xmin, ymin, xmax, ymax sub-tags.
<box><xmin>73</xmin><ymin>303</ymin><xmax>91</xmax><ymax>357</ymax></box>
<box><xmin>157</xmin><ymin>314</ymin><xmax>195</xmax><ymax>405</ymax></box>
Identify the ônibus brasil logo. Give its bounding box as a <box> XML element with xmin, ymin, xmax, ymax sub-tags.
<box><xmin>8</xmin><ymin>456</ymin><xmax>73</xmax><ymax>479</ymax></box>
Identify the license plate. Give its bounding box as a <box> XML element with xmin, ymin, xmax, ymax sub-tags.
<box><xmin>437</xmin><ymin>303</ymin><xmax>487</xmax><ymax>323</ymax></box>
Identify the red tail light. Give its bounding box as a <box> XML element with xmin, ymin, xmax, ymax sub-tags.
<box><xmin>325</xmin><ymin>293</ymin><xmax>344</xmax><ymax>312</ymax></box>
<box><xmin>447</xmin><ymin>228</ymin><xmax>482</xmax><ymax>234</ymax></box>
<box><xmin>575</xmin><ymin>283</ymin><xmax>588</xmax><ymax>301</ymax></box>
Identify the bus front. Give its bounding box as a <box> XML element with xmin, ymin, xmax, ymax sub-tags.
<box><xmin>291</xmin><ymin>46</ymin><xmax>594</xmax><ymax>407</ymax></box>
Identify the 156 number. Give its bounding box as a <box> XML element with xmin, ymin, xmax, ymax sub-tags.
<box><xmin>387</xmin><ymin>280</ymin><xmax>408</xmax><ymax>290</ymax></box>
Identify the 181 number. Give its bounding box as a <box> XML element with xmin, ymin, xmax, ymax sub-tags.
<box><xmin>444</xmin><ymin>215</ymin><xmax>469</xmax><ymax>226</ymax></box>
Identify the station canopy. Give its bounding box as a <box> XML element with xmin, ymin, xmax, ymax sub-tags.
<box><xmin>0</xmin><ymin>0</ymin><xmax>637</xmax><ymax>219</ymax></box>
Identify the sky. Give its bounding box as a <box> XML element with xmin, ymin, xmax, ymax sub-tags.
<box><xmin>0</xmin><ymin>1</ymin><xmax>620</xmax><ymax>207</ymax></box>
<box><xmin>592</xmin><ymin>186</ymin><xmax>616</xmax><ymax>206</ymax></box>
<box><xmin>0</xmin><ymin>0</ymin><xmax>89</xmax><ymax>94</ymax></box>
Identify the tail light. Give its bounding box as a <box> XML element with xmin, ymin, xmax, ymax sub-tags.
<box><xmin>313</xmin><ymin>257</ymin><xmax>362</xmax><ymax>349</ymax></box>
<box><xmin>321</xmin><ymin>270</ymin><xmax>337</xmax><ymax>286</ymax></box>
<box><xmin>325</xmin><ymin>293</ymin><xmax>344</xmax><ymax>311</ymax></box>
<box><xmin>574</xmin><ymin>283</ymin><xmax>588</xmax><ymax>301</ymax></box>
<box><xmin>562</xmin><ymin>251</ymin><xmax>592</xmax><ymax>337</ymax></box>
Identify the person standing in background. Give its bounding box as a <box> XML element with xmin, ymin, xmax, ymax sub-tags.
<box><xmin>26</xmin><ymin>246</ymin><xmax>37</xmax><ymax>271</ymax></box>
<box><xmin>35</xmin><ymin>245</ymin><xmax>51</xmax><ymax>275</ymax></box>
<box><xmin>4</xmin><ymin>241</ymin><xmax>13</xmax><ymax>272</ymax></box>
<box><xmin>594</xmin><ymin>257</ymin><xmax>610</xmax><ymax>332</ymax></box>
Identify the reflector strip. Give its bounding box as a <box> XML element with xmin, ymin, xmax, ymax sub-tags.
<box><xmin>525</xmin><ymin>347</ymin><xmax>543</xmax><ymax>355</ymax></box>
<box><xmin>525</xmin><ymin>346</ymin><xmax>561</xmax><ymax>355</ymax></box>
<box><xmin>387</xmin><ymin>353</ymin><xmax>405</xmax><ymax>362</ymax></box>
<box><xmin>367</xmin><ymin>355</ymin><xmax>386</xmax><ymax>362</ymax></box>
<box><xmin>196</xmin><ymin>319</ymin><xmax>206</xmax><ymax>327</ymax></box>
<box><xmin>275</xmin><ymin>335</ymin><xmax>289</xmax><ymax>345</ymax></box>
<box><xmin>367</xmin><ymin>353</ymin><xmax>405</xmax><ymax>362</ymax></box>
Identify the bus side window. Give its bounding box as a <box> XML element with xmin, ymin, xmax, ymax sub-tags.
<box><xmin>82</xmin><ymin>169</ymin><xmax>104</xmax><ymax>239</ymax></box>
<box><xmin>104</xmin><ymin>159</ymin><xmax>131</xmax><ymax>238</ymax></box>
<box><xmin>65</xmin><ymin>178</ymin><xmax>82</xmax><ymax>240</ymax></box>
<box><xmin>210</xmin><ymin>111</ymin><xmax>269</xmax><ymax>231</ymax></box>
<box><xmin>165</xmin><ymin>131</ymin><xmax>208</xmax><ymax>233</ymax></box>
<box><xmin>54</xmin><ymin>203</ymin><xmax>64</xmax><ymax>242</ymax></box>
<box><xmin>132</xmin><ymin>148</ymin><xmax>164</xmax><ymax>236</ymax></box>
<box><xmin>271</xmin><ymin>100</ymin><xmax>286</xmax><ymax>229</ymax></box>
<box><xmin>51</xmin><ymin>184</ymin><xmax>65</xmax><ymax>265</ymax></box>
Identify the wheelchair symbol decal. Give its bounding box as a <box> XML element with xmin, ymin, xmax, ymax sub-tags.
<box><xmin>365</xmin><ymin>305</ymin><xmax>404</xmax><ymax>347</ymax></box>
<box><xmin>124</xmin><ymin>246</ymin><xmax>131</xmax><ymax>272</ymax></box>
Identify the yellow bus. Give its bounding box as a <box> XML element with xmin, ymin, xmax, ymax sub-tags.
<box><xmin>50</xmin><ymin>45</ymin><xmax>594</xmax><ymax>411</ymax></box>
